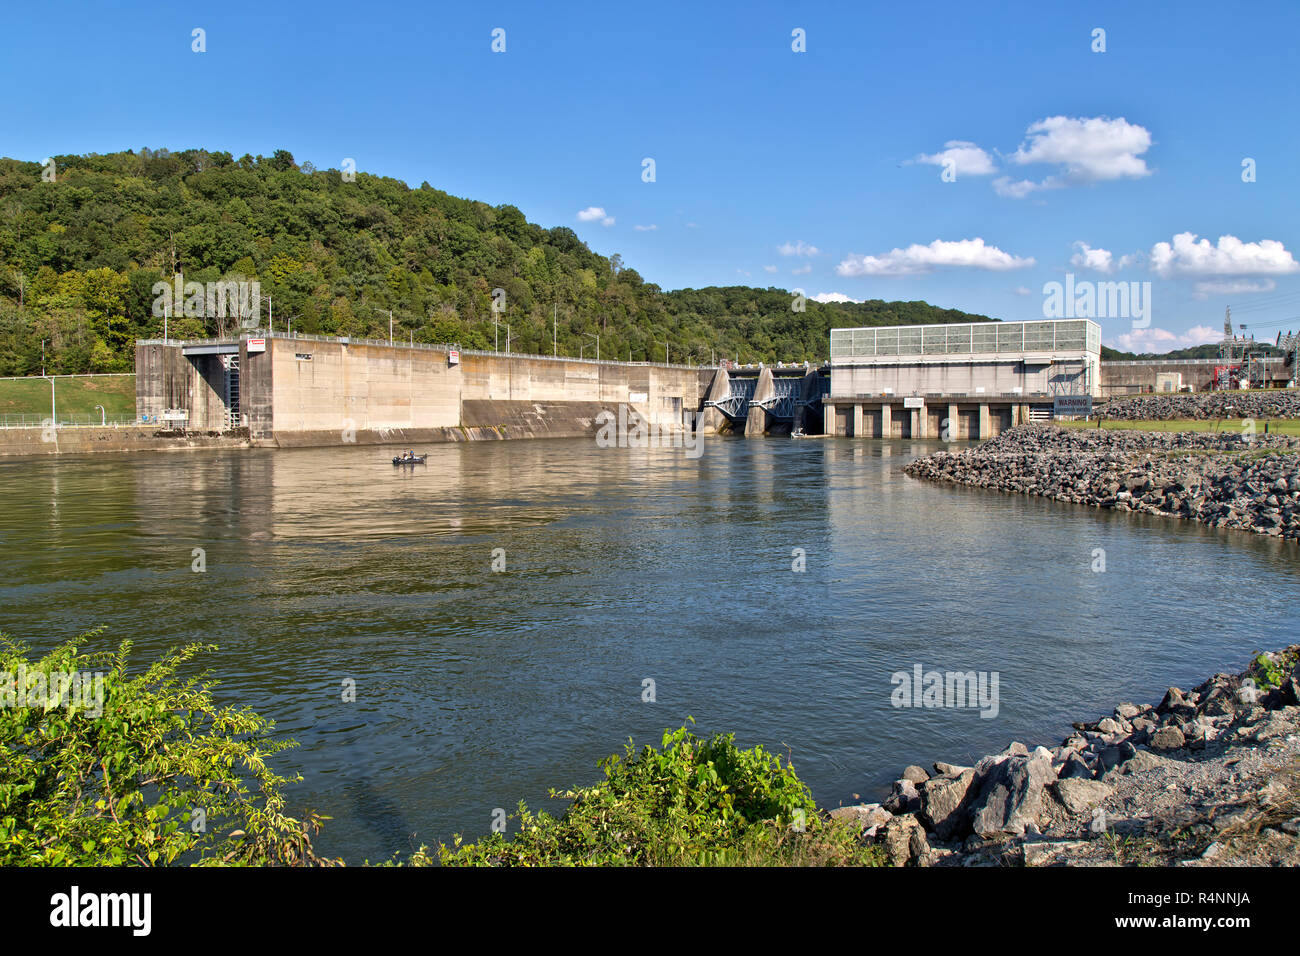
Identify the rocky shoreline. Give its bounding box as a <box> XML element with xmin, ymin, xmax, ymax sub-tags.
<box><xmin>903</xmin><ymin>424</ymin><xmax>1300</xmax><ymax>540</ymax></box>
<box><xmin>832</xmin><ymin>647</ymin><xmax>1300</xmax><ymax>866</ymax></box>
<box><xmin>1101</xmin><ymin>390</ymin><xmax>1300</xmax><ymax>421</ymax></box>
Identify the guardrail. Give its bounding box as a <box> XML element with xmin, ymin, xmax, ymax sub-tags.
<box><xmin>138</xmin><ymin>331</ymin><xmax>714</xmax><ymax>371</ymax></box>
<box><xmin>0</xmin><ymin>373</ymin><xmax>135</xmax><ymax>382</ymax></box>
<box><xmin>0</xmin><ymin>416</ymin><xmax>138</xmax><ymax>429</ymax></box>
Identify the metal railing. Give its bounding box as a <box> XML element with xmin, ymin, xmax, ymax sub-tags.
<box><xmin>0</xmin><ymin>415</ymin><xmax>138</xmax><ymax>429</ymax></box>
<box><xmin>138</xmin><ymin>330</ymin><xmax>713</xmax><ymax>371</ymax></box>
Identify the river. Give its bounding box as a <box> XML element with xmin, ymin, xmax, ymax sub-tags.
<box><xmin>2</xmin><ymin>436</ymin><xmax>1297</xmax><ymax>862</ymax></box>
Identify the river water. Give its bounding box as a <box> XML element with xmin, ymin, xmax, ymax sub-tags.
<box><xmin>2</xmin><ymin>436</ymin><xmax>1297</xmax><ymax>862</ymax></box>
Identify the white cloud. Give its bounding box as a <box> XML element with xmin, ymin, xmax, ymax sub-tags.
<box><xmin>813</xmin><ymin>292</ymin><xmax>862</xmax><ymax>304</ymax></box>
<box><xmin>1193</xmin><ymin>278</ymin><xmax>1278</xmax><ymax>299</ymax></box>
<box><xmin>762</xmin><ymin>265</ymin><xmax>778</xmax><ymax>273</ymax></box>
<box><xmin>994</xmin><ymin>116</ymin><xmax>1153</xmax><ymax>198</ymax></box>
<box><xmin>634</xmin><ymin>224</ymin><xmax>657</xmax><ymax>231</ymax></box>
<box><xmin>736</xmin><ymin>268</ymin><xmax>751</xmax><ymax>277</ymax></box>
<box><xmin>992</xmin><ymin>177</ymin><xmax>1053</xmax><ymax>199</ymax></box>
<box><xmin>915</xmin><ymin>140</ymin><xmax>997</xmax><ymax>176</ymax></box>
<box><xmin>778</xmin><ymin>240</ymin><xmax>820</xmax><ymax>257</ymax></box>
<box><xmin>792</xmin><ymin>263</ymin><xmax>812</xmax><ymax>275</ymax></box>
<box><xmin>576</xmin><ymin>206</ymin><xmax>606</xmax><ymax>222</ymax></box>
<box><xmin>1108</xmin><ymin>325</ymin><xmax>1222</xmax><ymax>353</ymax></box>
<box><xmin>836</xmin><ymin>238</ymin><xmax>1035</xmax><ymax>277</ymax></box>
<box><xmin>1071</xmin><ymin>242</ymin><xmax>1114</xmax><ymax>273</ymax></box>
<box><xmin>1012</xmin><ymin>286</ymin><xmax>1032</xmax><ymax>296</ymax></box>
<box><xmin>1150</xmin><ymin>233</ymin><xmax>1299</xmax><ymax>278</ymax></box>
<box><xmin>1011</xmin><ymin>115</ymin><xmax>1153</xmax><ymax>182</ymax></box>
<box><xmin>602</xmin><ymin>216</ymin><xmax>615</xmax><ymax>227</ymax></box>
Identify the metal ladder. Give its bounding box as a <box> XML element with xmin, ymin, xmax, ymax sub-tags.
<box><xmin>223</xmin><ymin>355</ymin><xmax>241</xmax><ymax>428</ymax></box>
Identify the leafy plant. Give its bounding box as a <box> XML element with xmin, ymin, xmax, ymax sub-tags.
<box><xmin>439</xmin><ymin>720</ymin><xmax>881</xmax><ymax>867</ymax></box>
<box><xmin>0</xmin><ymin>630</ymin><xmax>337</xmax><ymax>866</ymax></box>
<box><xmin>1250</xmin><ymin>652</ymin><xmax>1288</xmax><ymax>690</ymax></box>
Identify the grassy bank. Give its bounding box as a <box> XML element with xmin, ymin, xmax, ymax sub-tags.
<box><xmin>1060</xmin><ymin>417</ymin><xmax>1300</xmax><ymax>437</ymax></box>
<box><xmin>0</xmin><ymin>374</ymin><xmax>135</xmax><ymax>425</ymax></box>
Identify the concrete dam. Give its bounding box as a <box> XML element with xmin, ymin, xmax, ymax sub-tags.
<box><xmin>134</xmin><ymin>333</ymin><xmax>824</xmax><ymax>446</ymax></box>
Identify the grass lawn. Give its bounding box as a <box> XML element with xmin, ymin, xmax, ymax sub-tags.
<box><xmin>0</xmin><ymin>375</ymin><xmax>136</xmax><ymax>425</ymax></box>
<box><xmin>1058</xmin><ymin>417</ymin><xmax>1300</xmax><ymax>437</ymax></box>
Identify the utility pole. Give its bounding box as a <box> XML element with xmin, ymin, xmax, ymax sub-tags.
<box><xmin>553</xmin><ymin>302</ymin><xmax>557</xmax><ymax>357</ymax></box>
<box><xmin>41</xmin><ymin>339</ymin><xmax>45</xmax><ymax>377</ymax></box>
<box><xmin>584</xmin><ymin>332</ymin><xmax>599</xmax><ymax>362</ymax></box>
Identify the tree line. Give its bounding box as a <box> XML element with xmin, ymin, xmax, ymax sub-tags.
<box><xmin>0</xmin><ymin>148</ymin><xmax>995</xmax><ymax>375</ymax></box>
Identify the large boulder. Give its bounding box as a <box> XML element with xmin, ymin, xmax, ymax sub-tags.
<box><xmin>969</xmin><ymin>748</ymin><xmax>1057</xmax><ymax>838</ymax></box>
<box><xmin>901</xmin><ymin>765</ymin><xmax>931</xmax><ymax>785</ymax></box>
<box><xmin>1058</xmin><ymin>752</ymin><xmax>1094</xmax><ymax>780</ymax></box>
<box><xmin>919</xmin><ymin>768</ymin><xmax>977</xmax><ymax>840</ymax></box>
<box><xmin>1053</xmin><ymin>778</ymin><xmax>1113</xmax><ymax>815</ymax></box>
<box><xmin>882</xmin><ymin>778</ymin><xmax>921</xmax><ymax>815</ymax></box>
<box><xmin>1149</xmin><ymin>725</ymin><xmax>1186</xmax><ymax>752</ymax></box>
<box><xmin>829</xmin><ymin>804</ymin><xmax>893</xmax><ymax>836</ymax></box>
<box><xmin>882</xmin><ymin>814</ymin><xmax>931</xmax><ymax>867</ymax></box>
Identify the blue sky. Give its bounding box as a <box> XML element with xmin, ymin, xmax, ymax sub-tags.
<box><xmin>3</xmin><ymin>0</ymin><xmax>1299</xmax><ymax>351</ymax></box>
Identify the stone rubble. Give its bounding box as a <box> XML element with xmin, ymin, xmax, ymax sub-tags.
<box><xmin>903</xmin><ymin>424</ymin><xmax>1300</xmax><ymax>540</ymax></box>
<box><xmin>834</xmin><ymin>647</ymin><xmax>1300</xmax><ymax>866</ymax></box>
<box><xmin>1101</xmin><ymin>390</ymin><xmax>1300</xmax><ymax>422</ymax></box>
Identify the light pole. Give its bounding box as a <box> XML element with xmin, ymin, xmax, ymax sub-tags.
<box><xmin>583</xmin><ymin>332</ymin><xmax>599</xmax><ymax>362</ymax></box>
<box><xmin>658</xmin><ymin>338</ymin><xmax>669</xmax><ymax>365</ymax></box>
<box><xmin>41</xmin><ymin>339</ymin><xmax>46</xmax><ymax>377</ymax></box>
<box><xmin>95</xmin><ymin>404</ymin><xmax>105</xmax><ymax>426</ymax></box>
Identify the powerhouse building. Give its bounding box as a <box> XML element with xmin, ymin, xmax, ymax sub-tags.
<box><xmin>824</xmin><ymin>319</ymin><xmax>1101</xmax><ymax>439</ymax></box>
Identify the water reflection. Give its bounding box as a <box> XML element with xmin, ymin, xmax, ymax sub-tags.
<box><xmin>0</xmin><ymin>437</ymin><xmax>1296</xmax><ymax>862</ymax></box>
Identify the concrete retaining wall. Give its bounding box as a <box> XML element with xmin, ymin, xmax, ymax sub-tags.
<box><xmin>134</xmin><ymin>335</ymin><xmax>713</xmax><ymax>452</ymax></box>
<box><xmin>0</xmin><ymin>426</ymin><xmax>251</xmax><ymax>457</ymax></box>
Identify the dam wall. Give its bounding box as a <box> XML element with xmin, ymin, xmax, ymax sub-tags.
<box><xmin>137</xmin><ymin>334</ymin><xmax>713</xmax><ymax>448</ymax></box>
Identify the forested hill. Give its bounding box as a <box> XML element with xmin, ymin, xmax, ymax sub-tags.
<box><xmin>1102</xmin><ymin>342</ymin><xmax>1282</xmax><ymax>361</ymax></box>
<box><xmin>0</xmin><ymin>148</ymin><xmax>996</xmax><ymax>375</ymax></box>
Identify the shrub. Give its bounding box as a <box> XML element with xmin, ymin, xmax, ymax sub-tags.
<box><xmin>0</xmin><ymin>630</ymin><xmax>336</xmax><ymax>866</ymax></box>
<box><xmin>439</xmin><ymin>721</ymin><xmax>881</xmax><ymax>867</ymax></box>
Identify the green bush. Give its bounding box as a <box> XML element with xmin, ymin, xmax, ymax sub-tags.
<box><xmin>0</xmin><ymin>630</ymin><xmax>336</xmax><ymax>866</ymax></box>
<box><xmin>439</xmin><ymin>721</ymin><xmax>882</xmax><ymax>867</ymax></box>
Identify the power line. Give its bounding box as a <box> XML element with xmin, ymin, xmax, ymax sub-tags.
<box><xmin>1226</xmin><ymin>289</ymin><xmax>1300</xmax><ymax>314</ymax></box>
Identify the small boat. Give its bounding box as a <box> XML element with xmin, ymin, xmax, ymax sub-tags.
<box><xmin>393</xmin><ymin>454</ymin><xmax>427</xmax><ymax>465</ymax></box>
